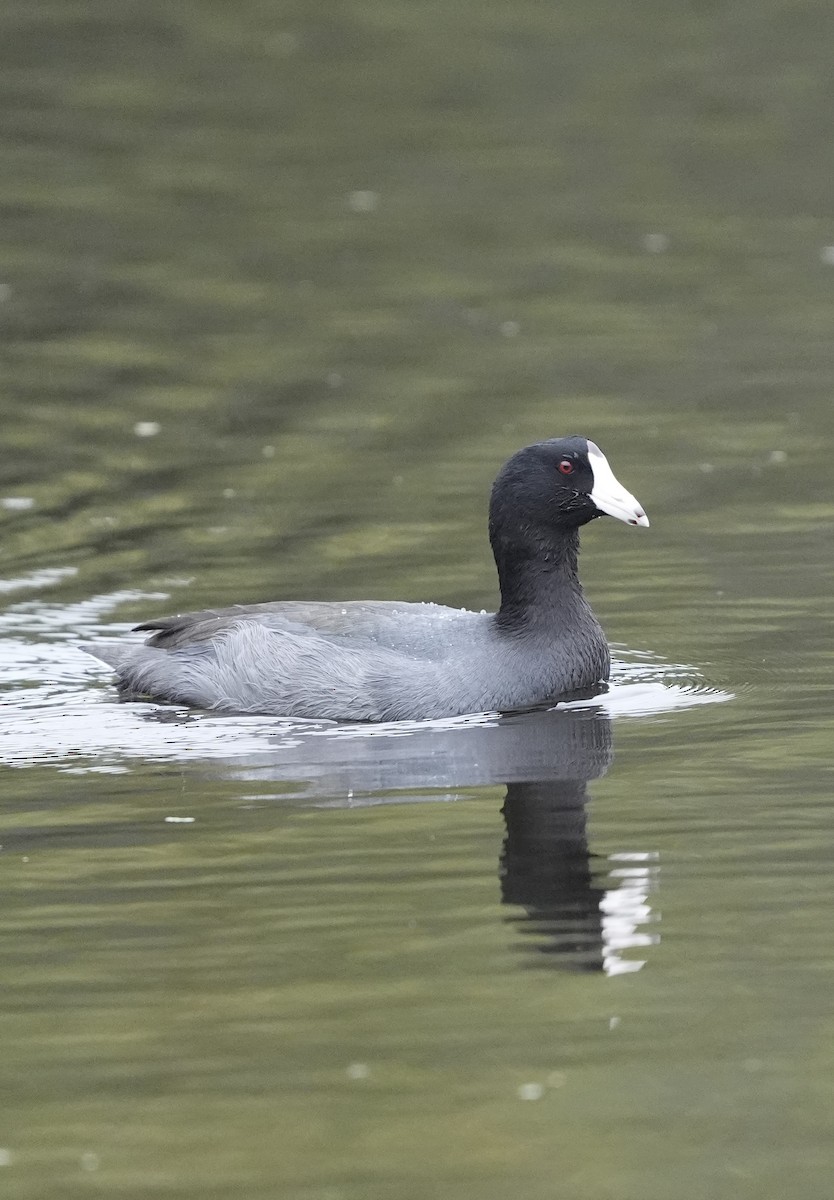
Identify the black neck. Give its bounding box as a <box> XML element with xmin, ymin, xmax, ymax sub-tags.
<box><xmin>491</xmin><ymin>523</ymin><xmax>583</xmax><ymax>630</ymax></box>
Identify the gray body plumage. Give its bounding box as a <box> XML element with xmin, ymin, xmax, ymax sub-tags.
<box><xmin>88</xmin><ymin>596</ymin><xmax>609</xmax><ymax>721</ymax></box>
<box><xmin>84</xmin><ymin>436</ymin><xmax>647</xmax><ymax>721</ymax></box>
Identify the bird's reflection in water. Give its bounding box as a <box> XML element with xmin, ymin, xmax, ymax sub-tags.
<box><xmin>501</xmin><ymin>777</ymin><xmax>608</xmax><ymax>970</ymax></box>
<box><xmin>499</xmin><ymin>712</ymin><xmax>658</xmax><ymax>972</ymax></box>
<box><xmin>219</xmin><ymin>704</ymin><xmax>659</xmax><ymax>973</ymax></box>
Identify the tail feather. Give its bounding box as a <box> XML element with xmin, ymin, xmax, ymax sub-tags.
<box><xmin>82</xmin><ymin>641</ymin><xmax>218</xmax><ymax>708</ymax></box>
<box><xmin>81</xmin><ymin>642</ymin><xmax>132</xmax><ymax>669</ymax></box>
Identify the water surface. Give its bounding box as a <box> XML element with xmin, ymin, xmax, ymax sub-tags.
<box><xmin>3</xmin><ymin>3</ymin><xmax>834</xmax><ymax>1198</ymax></box>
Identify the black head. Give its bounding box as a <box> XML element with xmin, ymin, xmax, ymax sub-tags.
<box><xmin>490</xmin><ymin>436</ymin><xmax>649</xmax><ymax>540</ymax></box>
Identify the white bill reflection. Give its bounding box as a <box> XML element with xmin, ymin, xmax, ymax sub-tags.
<box><xmin>600</xmin><ymin>851</ymin><xmax>660</xmax><ymax>975</ymax></box>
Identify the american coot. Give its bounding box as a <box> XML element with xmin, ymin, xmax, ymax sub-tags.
<box><xmin>87</xmin><ymin>437</ymin><xmax>648</xmax><ymax>721</ymax></box>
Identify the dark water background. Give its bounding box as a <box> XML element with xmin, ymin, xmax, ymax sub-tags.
<box><xmin>3</xmin><ymin>3</ymin><xmax>834</xmax><ymax>1197</ymax></box>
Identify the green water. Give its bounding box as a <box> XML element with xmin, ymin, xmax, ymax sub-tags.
<box><xmin>2</xmin><ymin>2</ymin><xmax>834</xmax><ymax>1197</ymax></box>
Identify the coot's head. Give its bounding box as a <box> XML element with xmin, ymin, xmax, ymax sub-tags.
<box><xmin>490</xmin><ymin>436</ymin><xmax>649</xmax><ymax>536</ymax></box>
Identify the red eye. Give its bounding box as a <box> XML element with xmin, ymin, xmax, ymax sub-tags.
<box><xmin>558</xmin><ymin>460</ymin><xmax>574</xmax><ymax>475</ymax></box>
